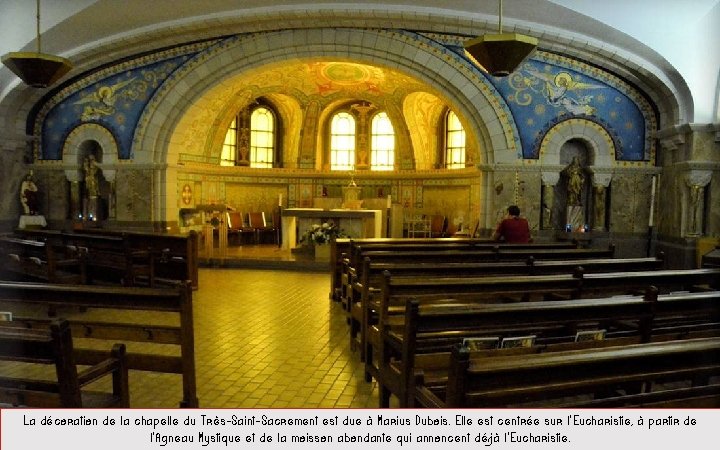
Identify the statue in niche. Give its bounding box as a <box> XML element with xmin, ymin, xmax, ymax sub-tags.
<box><xmin>84</xmin><ymin>155</ymin><xmax>100</xmax><ymax>198</ymax></box>
<box><xmin>563</xmin><ymin>157</ymin><xmax>585</xmax><ymax>206</ymax></box>
<box><xmin>20</xmin><ymin>172</ymin><xmax>39</xmax><ymax>215</ymax></box>
<box><xmin>560</xmin><ymin>156</ymin><xmax>587</xmax><ymax>231</ymax></box>
<box><xmin>83</xmin><ymin>154</ymin><xmax>103</xmax><ymax>221</ymax></box>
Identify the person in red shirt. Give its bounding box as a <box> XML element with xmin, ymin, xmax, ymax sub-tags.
<box><xmin>492</xmin><ymin>205</ymin><xmax>531</xmax><ymax>243</ymax></box>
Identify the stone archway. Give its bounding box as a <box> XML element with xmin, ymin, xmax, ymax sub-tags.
<box><xmin>538</xmin><ymin>118</ymin><xmax>616</xmax><ymax>230</ymax></box>
<box><xmin>133</xmin><ymin>28</ymin><xmax>519</xmax><ymax>224</ymax></box>
<box><xmin>62</xmin><ymin>123</ymin><xmax>119</xmax><ymax>221</ymax></box>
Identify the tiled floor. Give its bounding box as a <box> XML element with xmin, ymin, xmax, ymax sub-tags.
<box><xmin>0</xmin><ymin>245</ymin><xmax>382</xmax><ymax>408</ymax></box>
<box><xmin>180</xmin><ymin>267</ymin><xmax>379</xmax><ymax>408</ymax></box>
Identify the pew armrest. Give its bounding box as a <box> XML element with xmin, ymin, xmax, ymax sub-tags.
<box><xmin>76</xmin><ymin>343</ymin><xmax>129</xmax><ymax>407</ymax></box>
<box><xmin>413</xmin><ymin>371</ymin><xmax>445</xmax><ymax>408</ymax></box>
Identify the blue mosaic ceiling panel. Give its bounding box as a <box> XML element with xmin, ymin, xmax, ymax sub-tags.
<box><xmin>488</xmin><ymin>59</ymin><xmax>649</xmax><ymax>160</ymax></box>
<box><xmin>437</xmin><ymin>35</ymin><xmax>656</xmax><ymax>161</ymax></box>
<box><xmin>40</xmin><ymin>56</ymin><xmax>192</xmax><ymax>160</ymax></box>
<box><xmin>37</xmin><ymin>31</ymin><xmax>656</xmax><ymax>163</ymax></box>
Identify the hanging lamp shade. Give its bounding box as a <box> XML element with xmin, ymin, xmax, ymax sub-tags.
<box><xmin>464</xmin><ymin>33</ymin><xmax>538</xmax><ymax>77</ymax></box>
<box><xmin>463</xmin><ymin>0</ymin><xmax>538</xmax><ymax>77</ymax></box>
<box><xmin>1</xmin><ymin>52</ymin><xmax>72</xmax><ymax>88</ymax></box>
<box><xmin>1</xmin><ymin>0</ymin><xmax>72</xmax><ymax>88</ymax></box>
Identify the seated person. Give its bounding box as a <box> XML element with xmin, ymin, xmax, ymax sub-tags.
<box><xmin>492</xmin><ymin>205</ymin><xmax>531</xmax><ymax>243</ymax></box>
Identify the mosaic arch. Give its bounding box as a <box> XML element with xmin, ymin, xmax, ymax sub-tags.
<box><xmin>34</xmin><ymin>28</ymin><xmax>657</xmax><ymax>169</ymax></box>
<box><xmin>485</xmin><ymin>53</ymin><xmax>656</xmax><ymax>161</ymax></box>
<box><xmin>537</xmin><ymin>118</ymin><xmax>616</xmax><ymax>168</ymax></box>
<box><xmin>34</xmin><ymin>40</ymin><xmax>214</xmax><ymax>161</ymax></box>
<box><xmin>61</xmin><ymin>123</ymin><xmax>120</xmax><ymax>178</ymax></box>
<box><xmin>133</xmin><ymin>28</ymin><xmax>513</xmax><ymax>167</ymax></box>
<box><xmin>417</xmin><ymin>33</ymin><xmax>656</xmax><ymax>161</ymax></box>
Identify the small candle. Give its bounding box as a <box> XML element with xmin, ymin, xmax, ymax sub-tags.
<box><xmin>278</xmin><ymin>193</ymin><xmax>283</xmax><ymax>207</ymax></box>
<box><xmin>386</xmin><ymin>194</ymin><xmax>392</xmax><ymax>209</ymax></box>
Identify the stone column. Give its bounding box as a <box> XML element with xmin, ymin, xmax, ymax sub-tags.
<box><xmin>540</xmin><ymin>172</ymin><xmax>559</xmax><ymax>230</ymax></box>
<box><xmin>684</xmin><ymin>170</ymin><xmax>712</xmax><ymax>237</ymax></box>
<box><xmin>65</xmin><ymin>170</ymin><xmax>82</xmax><ymax>220</ymax></box>
<box><xmin>351</xmin><ymin>103</ymin><xmax>375</xmax><ymax>170</ymax></box>
<box><xmin>591</xmin><ymin>172</ymin><xmax>613</xmax><ymax>231</ymax></box>
<box><xmin>103</xmin><ymin>169</ymin><xmax>117</xmax><ymax>220</ymax></box>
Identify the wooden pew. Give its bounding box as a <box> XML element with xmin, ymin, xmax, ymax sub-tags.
<box><xmin>364</xmin><ymin>271</ymin><xmax>581</xmax><ymax>386</ymax></box>
<box><xmin>11</xmin><ymin>230</ymin><xmax>154</xmax><ymax>287</ymax></box>
<box><xmin>81</xmin><ymin>234</ymin><xmax>155</xmax><ymax>287</ymax></box>
<box><xmin>365</xmin><ymin>267</ymin><xmax>720</xmax><ymax>390</ymax></box>
<box><xmin>339</xmin><ymin>244</ymin><xmax>614</xmax><ymax>306</ymax></box>
<box><xmin>383</xmin><ymin>288</ymin><xmax>720</xmax><ymax>407</ymax></box>
<box><xmin>576</xmin><ymin>267</ymin><xmax>720</xmax><ymax>296</ymax></box>
<box><xmin>414</xmin><ymin>337</ymin><xmax>720</xmax><ymax>408</ymax></box>
<box><xmin>331</xmin><ymin>237</ymin><xmax>492</xmax><ymax>299</ymax></box>
<box><xmin>0</xmin><ymin>281</ymin><xmax>198</xmax><ymax>408</ymax></box>
<box><xmin>357</xmin><ymin>246</ymin><xmax>614</xmax><ymax>265</ymax></box>
<box><xmin>337</xmin><ymin>241</ymin><xmax>608</xmax><ymax>313</ymax></box>
<box><xmin>330</xmin><ymin>237</ymin><xmax>579</xmax><ymax>301</ymax></box>
<box><xmin>74</xmin><ymin>228</ymin><xmax>199</xmax><ymax>289</ymax></box>
<box><xmin>0</xmin><ymin>236</ymin><xmax>86</xmax><ymax>284</ymax></box>
<box><xmin>0</xmin><ymin>319</ymin><xmax>129</xmax><ymax>408</ymax></box>
<box><xmin>346</xmin><ymin>255</ymin><xmax>665</xmax><ymax>359</ymax></box>
<box><xmin>15</xmin><ymin>229</ymin><xmax>199</xmax><ymax>289</ymax></box>
<box><xmin>348</xmin><ymin>240</ymin><xmax>578</xmax><ymax>270</ymax></box>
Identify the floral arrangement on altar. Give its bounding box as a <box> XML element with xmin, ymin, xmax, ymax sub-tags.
<box><xmin>303</xmin><ymin>221</ymin><xmax>345</xmax><ymax>245</ymax></box>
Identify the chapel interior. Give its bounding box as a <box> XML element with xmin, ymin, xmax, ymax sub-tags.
<box><xmin>0</xmin><ymin>0</ymin><xmax>718</xmax><ymax>409</ymax></box>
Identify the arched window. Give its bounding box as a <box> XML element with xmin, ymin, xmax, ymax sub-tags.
<box><xmin>445</xmin><ymin>110</ymin><xmax>466</xmax><ymax>169</ymax></box>
<box><xmin>370</xmin><ymin>111</ymin><xmax>394</xmax><ymax>171</ymax></box>
<box><xmin>220</xmin><ymin>101</ymin><xmax>279</xmax><ymax>168</ymax></box>
<box><xmin>220</xmin><ymin>118</ymin><xmax>237</xmax><ymax>166</ymax></box>
<box><xmin>250</xmin><ymin>106</ymin><xmax>275</xmax><ymax>168</ymax></box>
<box><xmin>330</xmin><ymin>112</ymin><xmax>356</xmax><ymax>171</ymax></box>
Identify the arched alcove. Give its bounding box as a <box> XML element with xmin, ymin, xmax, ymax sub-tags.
<box><xmin>61</xmin><ymin>124</ymin><xmax>119</xmax><ymax>221</ymax></box>
<box><xmin>133</xmin><ymin>28</ymin><xmax>515</xmax><ymax>224</ymax></box>
<box><xmin>538</xmin><ymin>118</ymin><xmax>617</xmax><ymax>230</ymax></box>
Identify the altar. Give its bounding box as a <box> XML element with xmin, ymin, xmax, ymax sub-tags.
<box><xmin>281</xmin><ymin>208</ymin><xmax>382</xmax><ymax>249</ymax></box>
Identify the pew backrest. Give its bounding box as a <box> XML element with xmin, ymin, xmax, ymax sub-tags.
<box><xmin>393</xmin><ymin>289</ymin><xmax>720</xmax><ymax>407</ymax></box>
<box><xmin>0</xmin><ymin>319</ymin><xmax>129</xmax><ymax>408</ymax></box>
<box><xmin>0</xmin><ymin>280</ymin><xmax>197</xmax><ymax>408</ymax></box>
<box><xmin>416</xmin><ymin>337</ymin><xmax>720</xmax><ymax>408</ymax></box>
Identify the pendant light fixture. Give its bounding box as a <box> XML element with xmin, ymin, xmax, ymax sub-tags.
<box><xmin>464</xmin><ymin>0</ymin><xmax>538</xmax><ymax>77</ymax></box>
<box><xmin>2</xmin><ymin>0</ymin><xmax>73</xmax><ymax>88</ymax></box>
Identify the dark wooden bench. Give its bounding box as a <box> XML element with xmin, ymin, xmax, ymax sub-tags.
<box><xmin>339</xmin><ymin>244</ymin><xmax>614</xmax><ymax>305</ymax></box>
<box><xmin>80</xmin><ymin>234</ymin><xmax>156</xmax><ymax>287</ymax></box>
<box><xmin>11</xmin><ymin>230</ymin><xmax>154</xmax><ymax>287</ymax></box>
<box><xmin>73</xmin><ymin>228</ymin><xmax>199</xmax><ymax>289</ymax></box>
<box><xmin>365</xmin><ymin>267</ymin><xmax>720</xmax><ymax>390</ymax></box>
<box><xmin>358</xmin><ymin>246</ymin><xmax>614</xmax><ymax>265</ymax></box>
<box><xmin>337</xmin><ymin>241</ymin><xmax>609</xmax><ymax>313</ymax></box>
<box><xmin>382</xmin><ymin>288</ymin><xmax>720</xmax><ymax>407</ymax></box>
<box><xmin>0</xmin><ymin>319</ymin><xmax>129</xmax><ymax>408</ymax></box>
<box><xmin>347</xmin><ymin>254</ymin><xmax>665</xmax><ymax>359</ymax></box>
<box><xmin>15</xmin><ymin>229</ymin><xmax>199</xmax><ymax>289</ymax></box>
<box><xmin>414</xmin><ymin>337</ymin><xmax>720</xmax><ymax>408</ymax></box>
<box><xmin>0</xmin><ymin>280</ymin><xmax>198</xmax><ymax>407</ymax></box>
<box><xmin>330</xmin><ymin>237</ymin><xmax>579</xmax><ymax>301</ymax></box>
<box><xmin>0</xmin><ymin>236</ymin><xmax>86</xmax><ymax>284</ymax></box>
<box><xmin>348</xmin><ymin>241</ymin><xmax>578</xmax><ymax>271</ymax></box>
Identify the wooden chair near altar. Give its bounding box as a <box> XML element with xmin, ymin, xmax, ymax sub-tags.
<box><xmin>429</xmin><ymin>215</ymin><xmax>447</xmax><ymax>238</ymax></box>
<box><xmin>226</xmin><ymin>212</ymin><xmax>255</xmax><ymax>246</ymax></box>
<box><xmin>249</xmin><ymin>212</ymin><xmax>277</xmax><ymax>245</ymax></box>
